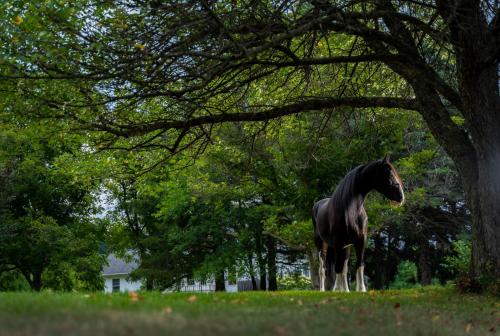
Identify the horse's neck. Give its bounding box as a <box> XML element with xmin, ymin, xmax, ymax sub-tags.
<box><xmin>358</xmin><ymin>164</ymin><xmax>376</xmax><ymax>197</ymax></box>
<box><xmin>347</xmin><ymin>193</ymin><xmax>366</xmax><ymax>210</ymax></box>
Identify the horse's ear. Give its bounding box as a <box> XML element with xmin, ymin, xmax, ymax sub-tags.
<box><xmin>383</xmin><ymin>154</ymin><xmax>390</xmax><ymax>163</ymax></box>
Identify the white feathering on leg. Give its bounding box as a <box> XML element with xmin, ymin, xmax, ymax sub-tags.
<box><xmin>333</xmin><ymin>273</ymin><xmax>343</xmax><ymax>291</ymax></box>
<box><xmin>356</xmin><ymin>266</ymin><xmax>367</xmax><ymax>292</ymax></box>
<box><xmin>318</xmin><ymin>252</ymin><xmax>325</xmax><ymax>292</ymax></box>
<box><xmin>342</xmin><ymin>259</ymin><xmax>350</xmax><ymax>292</ymax></box>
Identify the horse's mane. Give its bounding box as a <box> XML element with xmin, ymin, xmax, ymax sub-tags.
<box><xmin>329</xmin><ymin>161</ymin><xmax>378</xmax><ymax>229</ymax></box>
<box><xmin>330</xmin><ymin>165</ymin><xmax>365</xmax><ymax>210</ymax></box>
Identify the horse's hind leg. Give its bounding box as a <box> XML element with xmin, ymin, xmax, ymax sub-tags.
<box><xmin>333</xmin><ymin>245</ymin><xmax>350</xmax><ymax>292</ymax></box>
<box><xmin>342</xmin><ymin>246</ymin><xmax>350</xmax><ymax>292</ymax></box>
<box><xmin>318</xmin><ymin>242</ymin><xmax>328</xmax><ymax>291</ymax></box>
<box><xmin>355</xmin><ymin>237</ymin><xmax>367</xmax><ymax>292</ymax></box>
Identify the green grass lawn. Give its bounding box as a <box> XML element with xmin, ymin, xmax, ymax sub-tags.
<box><xmin>0</xmin><ymin>287</ymin><xmax>497</xmax><ymax>336</ymax></box>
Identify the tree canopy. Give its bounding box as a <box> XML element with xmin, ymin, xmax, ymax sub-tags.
<box><xmin>0</xmin><ymin>0</ymin><xmax>498</xmax><ymax>289</ymax></box>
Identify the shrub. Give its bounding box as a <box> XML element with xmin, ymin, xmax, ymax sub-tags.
<box><xmin>441</xmin><ymin>239</ymin><xmax>471</xmax><ymax>277</ymax></box>
<box><xmin>441</xmin><ymin>239</ymin><xmax>499</xmax><ymax>294</ymax></box>
<box><xmin>277</xmin><ymin>274</ymin><xmax>312</xmax><ymax>290</ymax></box>
<box><xmin>0</xmin><ymin>270</ymin><xmax>30</xmax><ymax>291</ymax></box>
<box><xmin>389</xmin><ymin>260</ymin><xmax>420</xmax><ymax>289</ymax></box>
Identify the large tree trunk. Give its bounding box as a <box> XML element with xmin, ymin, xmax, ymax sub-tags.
<box><xmin>412</xmin><ymin>71</ymin><xmax>500</xmax><ymax>281</ymax></box>
<box><xmin>454</xmin><ymin>58</ymin><xmax>500</xmax><ymax>280</ymax></box>
<box><xmin>376</xmin><ymin>0</ymin><xmax>499</xmax><ymax>282</ymax></box>
<box><xmin>463</xmin><ymin>153</ymin><xmax>500</xmax><ymax>280</ymax></box>
<box><xmin>449</xmin><ymin>6</ymin><xmax>500</xmax><ymax>281</ymax></box>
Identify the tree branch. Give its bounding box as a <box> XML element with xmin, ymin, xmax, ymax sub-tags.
<box><xmin>91</xmin><ymin>97</ymin><xmax>419</xmax><ymax>137</ymax></box>
<box><xmin>240</xmin><ymin>54</ymin><xmax>404</xmax><ymax>67</ymax></box>
<box><xmin>263</xmin><ymin>231</ymin><xmax>307</xmax><ymax>252</ymax></box>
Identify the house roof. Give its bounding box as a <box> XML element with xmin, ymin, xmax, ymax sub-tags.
<box><xmin>102</xmin><ymin>253</ymin><xmax>139</xmax><ymax>276</ymax></box>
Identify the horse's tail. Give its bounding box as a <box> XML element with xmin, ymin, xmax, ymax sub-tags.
<box><xmin>312</xmin><ymin>202</ymin><xmax>322</xmax><ymax>251</ymax></box>
<box><xmin>325</xmin><ymin>245</ymin><xmax>335</xmax><ymax>277</ymax></box>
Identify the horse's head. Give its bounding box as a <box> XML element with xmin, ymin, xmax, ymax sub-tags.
<box><xmin>372</xmin><ymin>155</ymin><xmax>404</xmax><ymax>206</ymax></box>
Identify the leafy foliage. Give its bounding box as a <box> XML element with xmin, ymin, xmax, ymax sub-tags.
<box><xmin>0</xmin><ymin>120</ymin><xmax>106</xmax><ymax>291</ymax></box>
<box><xmin>389</xmin><ymin>261</ymin><xmax>419</xmax><ymax>289</ymax></box>
<box><xmin>442</xmin><ymin>240</ymin><xmax>471</xmax><ymax>277</ymax></box>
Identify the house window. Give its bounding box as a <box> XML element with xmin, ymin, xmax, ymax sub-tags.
<box><xmin>112</xmin><ymin>278</ymin><xmax>120</xmax><ymax>292</ymax></box>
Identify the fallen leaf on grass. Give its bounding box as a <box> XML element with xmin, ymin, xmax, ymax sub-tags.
<box><xmin>339</xmin><ymin>305</ymin><xmax>349</xmax><ymax>313</ymax></box>
<box><xmin>128</xmin><ymin>291</ymin><xmax>142</xmax><ymax>302</ymax></box>
<box><xmin>465</xmin><ymin>323</ymin><xmax>472</xmax><ymax>333</ymax></box>
<box><xmin>431</xmin><ymin>314</ymin><xmax>440</xmax><ymax>322</ymax></box>
<box><xmin>297</xmin><ymin>299</ymin><xmax>303</xmax><ymax>306</ymax></box>
<box><xmin>187</xmin><ymin>295</ymin><xmax>198</xmax><ymax>303</ymax></box>
<box><xmin>274</xmin><ymin>326</ymin><xmax>287</xmax><ymax>336</ymax></box>
<box><xmin>394</xmin><ymin>302</ymin><xmax>401</xmax><ymax>309</ymax></box>
<box><xmin>163</xmin><ymin>307</ymin><xmax>173</xmax><ymax>314</ymax></box>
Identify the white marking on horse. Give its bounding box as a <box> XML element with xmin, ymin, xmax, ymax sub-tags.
<box><xmin>333</xmin><ymin>273</ymin><xmax>343</xmax><ymax>291</ymax></box>
<box><xmin>356</xmin><ymin>266</ymin><xmax>367</xmax><ymax>292</ymax></box>
<box><xmin>390</xmin><ymin>165</ymin><xmax>405</xmax><ymax>206</ymax></box>
<box><xmin>342</xmin><ymin>259</ymin><xmax>350</xmax><ymax>292</ymax></box>
<box><xmin>318</xmin><ymin>251</ymin><xmax>325</xmax><ymax>292</ymax></box>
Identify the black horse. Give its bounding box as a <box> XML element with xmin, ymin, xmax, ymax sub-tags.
<box><xmin>312</xmin><ymin>155</ymin><xmax>404</xmax><ymax>292</ymax></box>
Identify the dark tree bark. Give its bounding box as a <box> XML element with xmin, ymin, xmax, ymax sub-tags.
<box><xmin>418</xmin><ymin>240</ymin><xmax>432</xmax><ymax>286</ymax></box>
<box><xmin>215</xmin><ymin>270</ymin><xmax>225</xmax><ymax>292</ymax></box>
<box><xmin>246</xmin><ymin>252</ymin><xmax>258</xmax><ymax>290</ymax></box>
<box><xmin>145</xmin><ymin>278</ymin><xmax>154</xmax><ymax>291</ymax></box>
<box><xmin>250</xmin><ymin>274</ymin><xmax>257</xmax><ymax>291</ymax></box>
<box><xmin>258</xmin><ymin>260</ymin><xmax>267</xmax><ymax>291</ymax></box>
<box><xmin>370</xmin><ymin>233</ymin><xmax>387</xmax><ymax>289</ymax></box>
<box><xmin>32</xmin><ymin>272</ymin><xmax>42</xmax><ymax>292</ymax></box>
<box><xmin>266</xmin><ymin>236</ymin><xmax>278</xmax><ymax>291</ymax></box>
<box><xmin>23</xmin><ymin>271</ymin><xmax>43</xmax><ymax>292</ymax></box>
<box><xmin>255</xmin><ymin>230</ymin><xmax>267</xmax><ymax>290</ymax></box>
<box><xmin>307</xmin><ymin>249</ymin><xmax>320</xmax><ymax>290</ymax></box>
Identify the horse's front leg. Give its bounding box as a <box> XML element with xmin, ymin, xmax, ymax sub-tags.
<box><xmin>355</xmin><ymin>237</ymin><xmax>367</xmax><ymax>292</ymax></box>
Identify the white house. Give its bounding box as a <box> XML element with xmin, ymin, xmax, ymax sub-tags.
<box><xmin>102</xmin><ymin>254</ymin><xmax>142</xmax><ymax>293</ymax></box>
<box><xmin>101</xmin><ymin>253</ymin><xmax>310</xmax><ymax>292</ymax></box>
